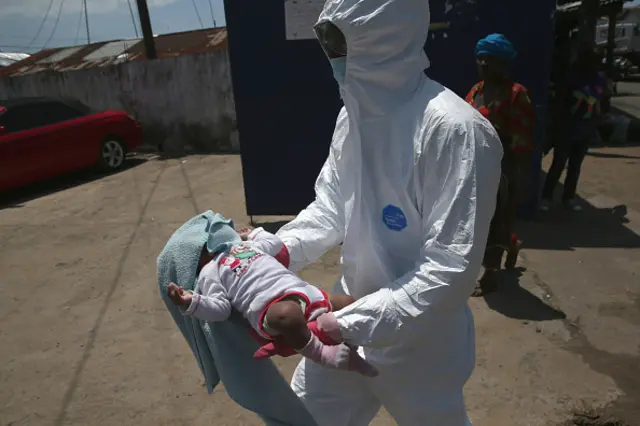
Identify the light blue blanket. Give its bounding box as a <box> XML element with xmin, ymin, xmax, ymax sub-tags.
<box><xmin>157</xmin><ymin>211</ymin><xmax>317</xmax><ymax>426</ymax></box>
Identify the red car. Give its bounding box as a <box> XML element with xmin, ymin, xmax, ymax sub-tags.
<box><xmin>0</xmin><ymin>97</ymin><xmax>142</xmax><ymax>192</ymax></box>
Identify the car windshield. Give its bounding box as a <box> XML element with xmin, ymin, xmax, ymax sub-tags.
<box><xmin>63</xmin><ymin>99</ymin><xmax>95</xmax><ymax>115</ymax></box>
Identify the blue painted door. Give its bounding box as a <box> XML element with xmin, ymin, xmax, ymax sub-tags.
<box><xmin>225</xmin><ymin>0</ymin><xmax>556</xmax><ymax>216</ymax></box>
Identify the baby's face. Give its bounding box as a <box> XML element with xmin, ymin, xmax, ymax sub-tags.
<box><xmin>197</xmin><ymin>248</ymin><xmax>216</xmax><ymax>273</ymax></box>
<box><xmin>236</xmin><ymin>227</ymin><xmax>253</xmax><ymax>241</ymax></box>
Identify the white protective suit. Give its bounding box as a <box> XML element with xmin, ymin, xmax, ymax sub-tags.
<box><xmin>276</xmin><ymin>0</ymin><xmax>503</xmax><ymax>425</ymax></box>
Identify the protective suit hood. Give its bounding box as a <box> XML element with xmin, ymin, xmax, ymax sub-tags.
<box><xmin>317</xmin><ymin>0</ymin><xmax>431</xmax><ymax>116</ymax></box>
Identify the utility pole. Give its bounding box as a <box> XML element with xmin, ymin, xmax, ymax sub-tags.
<box><xmin>135</xmin><ymin>0</ymin><xmax>157</xmax><ymax>59</ymax></box>
<box><xmin>578</xmin><ymin>0</ymin><xmax>599</xmax><ymax>49</ymax></box>
<box><xmin>606</xmin><ymin>8</ymin><xmax>617</xmax><ymax>78</ymax></box>
<box><xmin>83</xmin><ymin>0</ymin><xmax>91</xmax><ymax>44</ymax></box>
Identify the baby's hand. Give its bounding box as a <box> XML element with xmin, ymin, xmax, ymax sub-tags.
<box><xmin>167</xmin><ymin>282</ymin><xmax>193</xmax><ymax>307</ymax></box>
<box><xmin>237</xmin><ymin>227</ymin><xmax>254</xmax><ymax>241</ymax></box>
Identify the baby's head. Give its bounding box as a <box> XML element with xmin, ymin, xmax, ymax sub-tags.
<box><xmin>198</xmin><ymin>245</ymin><xmax>217</xmax><ymax>274</ymax></box>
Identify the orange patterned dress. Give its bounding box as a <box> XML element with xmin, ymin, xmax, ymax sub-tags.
<box><xmin>465</xmin><ymin>81</ymin><xmax>535</xmax><ymax>155</ymax></box>
<box><xmin>465</xmin><ymin>81</ymin><xmax>535</xmax><ymax>270</ymax></box>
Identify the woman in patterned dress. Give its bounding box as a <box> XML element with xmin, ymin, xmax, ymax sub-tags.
<box><xmin>466</xmin><ymin>34</ymin><xmax>535</xmax><ymax>296</ymax></box>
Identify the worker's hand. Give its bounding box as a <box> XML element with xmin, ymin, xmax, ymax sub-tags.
<box><xmin>313</xmin><ymin>340</ymin><xmax>378</xmax><ymax>378</ymax></box>
<box><xmin>237</xmin><ymin>227</ymin><xmax>254</xmax><ymax>241</ymax></box>
<box><xmin>345</xmin><ymin>344</ymin><xmax>379</xmax><ymax>378</ymax></box>
<box><xmin>167</xmin><ymin>282</ymin><xmax>193</xmax><ymax>307</ymax></box>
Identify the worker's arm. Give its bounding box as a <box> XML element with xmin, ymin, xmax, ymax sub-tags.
<box><xmin>276</xmin><ymin>109</ymin><xmax>347</xmax><ymax>272</ymax></box>
<box><xmin>328</xmin><ymin>118</ymin><xmax>503</xmax><ymax>348</ymax></box>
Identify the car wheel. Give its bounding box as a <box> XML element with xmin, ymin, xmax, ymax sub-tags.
<box><xmin>99</xmin><ymin>138</ymin><xmax>126</xmax><ymax>171</ymax></box>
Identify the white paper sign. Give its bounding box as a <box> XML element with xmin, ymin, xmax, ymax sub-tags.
<box><xmin>285</xmin><ymin>0</ymin><xmax>325</xmax><ymax>40</ymax></box>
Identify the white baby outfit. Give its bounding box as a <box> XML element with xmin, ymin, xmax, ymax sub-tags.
<box><xmin>184</xmin><ymin>227</ymin><xmax>330</xmax><ymax>339</ymax></box>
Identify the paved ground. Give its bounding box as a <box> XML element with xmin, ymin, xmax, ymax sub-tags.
<box><xmin>0</xmin><ymin>130</ymin><xmax>639</xmax><ymax>424</ymax></box>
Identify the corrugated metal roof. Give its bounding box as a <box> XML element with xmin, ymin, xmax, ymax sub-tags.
<box><xmin>36</xmin><ymin>46</ymin><xmax>85</xmax><ymax>64</ymax></box>
<box><xmin>0</xmin><ymin>27</ymin><xmax>227</xmax><ymax>78</ymax></box>
<box><xmin>557</xmin><ymin>0</ymin><xmax>628</xmax><ymax>13</ymax></box>
<box><xmin>83</xmin><ymin>40</ymin><xmax>141</xmax><ymax>61</ymax></box>
<box><xmin>125</xmin><ymin>28</ymin><xmax>227</xmax><ymax>58</ymax></box>
<box><xmin>0</xmin><ymin>53</ymin><xmax>30</xmax><ymax>67</ymax></box>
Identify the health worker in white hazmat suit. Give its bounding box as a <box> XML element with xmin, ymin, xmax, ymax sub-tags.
<box><xmin>276</xmin><ymin>0</ymin><xmax>503</xmax><ymax>425</ymax></box>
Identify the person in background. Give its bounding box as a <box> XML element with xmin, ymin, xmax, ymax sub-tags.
<box><xmin>545</xmin><ymin>31</ymin><xmax>572</xmax><ymax>156</ymax></box>
<box><xmin>541</xmin><ymin>47</ymin><xmax>604</xmax><ymax>212</ymax></box>
<box><xmin>466</xmin><ymin>34</ymin><xmax>535</xmax><ymax>296</ymax></box>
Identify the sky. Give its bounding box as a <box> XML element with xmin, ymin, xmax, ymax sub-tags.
<box><xmin>0</xmin><ymin>0</ymin><xmax>226</xmax><ymax>54</ymax></box>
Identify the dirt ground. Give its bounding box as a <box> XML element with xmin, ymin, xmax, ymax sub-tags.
<box><xmin>1</xmin><ymin>136</ymin><xmax>639</xmax><ymax>424</ymax></box>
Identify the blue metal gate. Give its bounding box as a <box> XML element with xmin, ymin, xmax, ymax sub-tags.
<box><xmin>224</xmin><ymin>0</ymin><xmax>556</xmax><ymax>216</ymax></box>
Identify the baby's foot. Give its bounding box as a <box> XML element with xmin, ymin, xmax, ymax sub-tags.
<box><xmin>298</xmin><ymin>335</ymin><xmax>378</xmax><ymax>377</ymax></box>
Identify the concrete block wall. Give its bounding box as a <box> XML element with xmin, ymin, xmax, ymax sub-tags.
<box><xmin>0</xmin><ymin>49</ymin><xmax>237</xmax><ymax>155</ymax></box>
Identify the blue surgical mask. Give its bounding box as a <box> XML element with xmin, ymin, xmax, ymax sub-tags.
<box><xmin>330</xmin><ymin>57</ymin><xmax>347</xmax><ymax>86</ymax></box>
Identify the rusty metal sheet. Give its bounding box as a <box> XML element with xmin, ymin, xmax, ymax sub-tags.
<box><xmin>0</xmin><ymin>28</ymin><xmax>228</xmax><ymax>78</ymax></box>
<box><xmin>36</xmin><ymin>46</ymin><xmax>85</xmax><ymax>64</ymax></box>
<box><xmin>83</xmin><ymin>40</ymin><xmax>142</xmax><ymax>61</ymax></box>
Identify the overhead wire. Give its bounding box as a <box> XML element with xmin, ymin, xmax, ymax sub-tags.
<box><xmin>0</xmin><ymin>33</ymin><xmax>76</xmax><ymax>41</ymax></box>
<box><xmin>25</xmin><ymin>0</ymin><xmax>56</xmax><ymax>48</ymax></box>
<box><xmin>207</xmin><ymin>0</ymin><xmax>217</xmax><ymax>27</ymax></box>
<box><xmin>126</xmin><ymin>0</ymin><xmax>140</xmax><ymax>38</ymax></box>
<box><xmin>190</xmin><ymin>0</ymin><xmax>205</xmax><ymax>29</ymax></box>
<box><xmin>43</xmin><ymin>0</ymin><xmax>67</xmax><ymax>50</ymax></box>
<box><xmin>0</xmin><ymin>41</ymin><xmax>87</xmax><ymax>50</ymax></box>
<box><xmin>0</xmin><ymin>44</ymin><xmax>46</xmax><ymax>49</ymax></box>
<box><xmin>74</xmin><ymin>0</ymin><xmax>84</xmax><ymax>45</ymax></box>
<box><xmin>83</xmin><ymin>0</ymin><xmax>91</xmax><ymax>44</ymax></box>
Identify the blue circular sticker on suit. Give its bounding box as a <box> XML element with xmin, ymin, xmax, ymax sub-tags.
<box><xmin>382</xmin><ymin>204</ymin><xmax>407</xmax><ymax>231</ymax></box>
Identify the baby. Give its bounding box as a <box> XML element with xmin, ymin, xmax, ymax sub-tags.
<box><xmin>166</xmin><ymin>219</ymin><xmax>376</xmax><ymax>377</ymax></box>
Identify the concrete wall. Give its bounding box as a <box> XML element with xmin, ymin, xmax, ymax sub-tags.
<box><xmin>0</xmin><ymin>49</ymin><xmax>237</xmax><ymax>154</ymax></box>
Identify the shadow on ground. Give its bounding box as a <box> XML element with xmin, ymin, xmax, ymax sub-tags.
<box><xmin>250</xmin><ymin>220</ymin><xmax>290</xmax><ymax>234</ymax></box>
<box><xmin>564</xmin><ymin>410</ymin><xmax>631</xmax><ymax>426</ymax></box>
<box><xmin>0</xmin><ymin>157</ymin><xmax>148</xmax><ymax>210</ymax></box>
<box><xmin>518</xmin><ymin>171</ymin><xmax>639</xmax><ymax>251</ymax></box>
<box><xmin>596</xmin><ymin>106</ymin><xmax>640</xmax><ymax>148</ymax></box>
<box><xmin>586</xmin><ymin>151</ymin><xmax>640</xmax><ymax>160</ymax></box>
<box><xmin>483</xmin><ymin>267</ymin><xmax>566</xmax><ymax>322</ymax></box>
